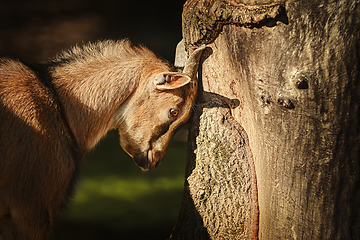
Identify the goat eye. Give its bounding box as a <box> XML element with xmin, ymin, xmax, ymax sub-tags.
<box><xmin>170</xmin><ymin>108</ymin><xmax>179</xmax><ymax>117</ymax></box>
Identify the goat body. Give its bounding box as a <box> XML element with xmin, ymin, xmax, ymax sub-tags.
<box><xmin>0</xmin><ymin>40</ymin><xmax>204</xmax><ymax>239</ymax></box>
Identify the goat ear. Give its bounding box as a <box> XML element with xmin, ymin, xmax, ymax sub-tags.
<box><xmin>154</xmin><ymin>72</ymin><xmax>191</xmax><ymax>90</ymax></box>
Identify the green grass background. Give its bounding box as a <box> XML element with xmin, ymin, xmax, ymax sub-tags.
<box><xmin>54</xmin><ymin>129</ymin><xmax>188</xmax><ymax>240</ymax></box>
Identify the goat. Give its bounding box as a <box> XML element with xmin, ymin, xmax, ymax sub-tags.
<box><xmin>0</xmin><ymin>39</ymin><xmax>205</xmax><ymax>240</ymax></box>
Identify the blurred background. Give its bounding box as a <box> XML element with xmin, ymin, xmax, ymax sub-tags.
<box><xmin>0</xmin><ymin>0</ymin><xmax>188</xmax><ymax>239</ymax></box>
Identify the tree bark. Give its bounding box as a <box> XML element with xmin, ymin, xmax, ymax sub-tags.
<box><xmin>171</xmin><ymin>0</ymin><xmax>360</xmax><ymax>239</ymax></box>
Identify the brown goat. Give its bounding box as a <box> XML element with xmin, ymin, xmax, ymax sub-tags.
<box><xmin>0</xmin><ymin>40</ymin><xmax>205</xmax><ymax>240</ymax></box>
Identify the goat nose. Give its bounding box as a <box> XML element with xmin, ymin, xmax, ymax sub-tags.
<box><xmin>133</xmin><ymin>155</ymin><xmax>150</xmax><ymax>170</ymax></box>
<box><xmin>133</xmin><ymin>150</ymin><xmax>161</xmax><ymax>171</ymax></box>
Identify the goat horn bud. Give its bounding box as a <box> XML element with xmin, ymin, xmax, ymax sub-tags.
<box><xmin>183</xmin><ymin>45</ymin><xmax>206</xmax><ymax>78</ymax></box>
<box><xmin>174</xmin><ymin>39</ymin><xmax>207</xmax><ymax>79</ymax></box>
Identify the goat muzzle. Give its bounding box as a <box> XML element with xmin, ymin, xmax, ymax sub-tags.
<box><xmin>133</xmin><ymin>149</ymin><xmax>159</xmax><ymax>171</ymax></box>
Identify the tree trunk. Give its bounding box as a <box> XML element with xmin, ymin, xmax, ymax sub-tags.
<box><xmin>170</xmin><ymin>0</ymin><xmax>360</xmax><ymax>239</ymax></box>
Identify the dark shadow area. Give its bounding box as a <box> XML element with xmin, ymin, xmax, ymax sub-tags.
<box><xmin>251</xmin><ymin>5</ymin><xmax>289</xmax><ymax>28</ymax></box>
<box><xmin>54</xmin><ymin>223</ymin><xmax>173</xmax><ymax>240</ymax></box>
<box><xmin>201</xmin><ymin>92</ymin><xmax>240</xmax><ymax>109</ymax></box>
<box><xmin>0</xmin><ymin>0</ymin><xmax>185</xmax><ymax>62</ymax></box>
